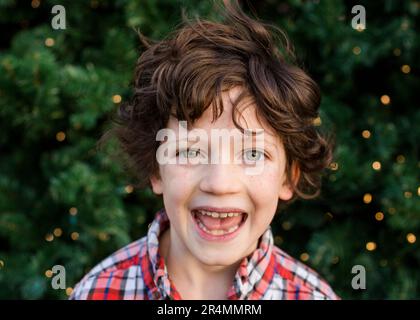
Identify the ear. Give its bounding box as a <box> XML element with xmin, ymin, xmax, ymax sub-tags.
<box><xmin>150</xmin><ymin>174</ymin><xmax>163</xmax><ymax>195</ymax></box>
<box><xmin>278</xmin><ymin>161</ymin><xmax>300</xmax><ymax>201</ymax></box>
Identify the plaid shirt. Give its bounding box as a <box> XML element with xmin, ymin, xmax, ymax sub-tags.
<box><xmin>70</xmin><ymin>208</ymin><xmax>339</xmax><ymax>300</ymax></box>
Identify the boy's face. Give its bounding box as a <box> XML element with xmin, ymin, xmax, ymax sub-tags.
<box><xmin>151</xmin><ymin>86</ymin><xmax>294</xmax><ymax>267</ymax></box>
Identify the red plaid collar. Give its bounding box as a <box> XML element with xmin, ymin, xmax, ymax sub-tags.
<box><xmin>71</xmin><ymin>207</ymin><xmax>339</xmax><ymax>300</ymax></box>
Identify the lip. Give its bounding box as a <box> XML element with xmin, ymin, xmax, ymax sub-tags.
<box><xmin>190</xmin><ymin>207</ymin><xmax>248</xmax><ymax>242</ymax></box>
<box><xmin>191</xmin><ymin>206</ymin><xmax>247</xmax><ymax>214</ymax></box>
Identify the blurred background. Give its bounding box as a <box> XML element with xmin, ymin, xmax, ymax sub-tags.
<box><xmin>0</xmin><ymin>0</ymin><xmax>419</xmax><ymax>299</ymax></box>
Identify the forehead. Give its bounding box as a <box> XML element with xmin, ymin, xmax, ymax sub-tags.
<box><xmin>167</xmin><ymin>86</ymin><xmax>279</xmax><ymax>141</ymax></box>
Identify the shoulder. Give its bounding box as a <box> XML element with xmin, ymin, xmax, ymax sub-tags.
<box><xmin>70</xmin><ymin>236</ymin><xmax>148</xmax><ymax>300</ymax></box>
<box><xmin>269</xmin><ymin>245</ymin><xmax>340</xmax><ymax>300</ymax></box>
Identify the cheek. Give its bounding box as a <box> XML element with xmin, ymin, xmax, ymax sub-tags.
<box><xmin>160</xmin><ymin>166</ymin><xmax>196</xmax><ymax>203</ymax></box>
<box><xmin>248</xmin><ymin>165</ymin><xmax>283</xmax><ymax>202</ymax></box>
<box><xmin>247</xmin><ymin>164</ymin><xmax>284</xmax><ymax>221</ymax></box>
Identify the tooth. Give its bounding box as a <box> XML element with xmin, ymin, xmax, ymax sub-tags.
<box><xmin>198</xmin><ymin>221</ymin><xmax>206</xmax><ymax>230</ymax></box>
<box><xmin>198</xmin><ymin>220</ymin><xmax>241</xmax><ymax>236</ymax></box>
<box><xmin>228</xmin><ymin>225</ymin><xmax>239</xmax><ymax>233</ymax></box>
<box><xmin>228</xmin><ymin>213</ymin><xmax>233</xmax><ymax>217</ymax></box>
<box><xmin>233</xmin><ymin>213</ymin><xmax>239</xmax><ymax>217</ymax></box>
<box><xmin>220</xmin><ymin>213</ymin><xmax>227</xmax><ymax>218</ymax></box>
<box><xmin>198</xmin><ymin>221</ymin><xmax>210</xmax><ymax>233</ymax></box>
<box><xmin>211</xmin><ymin>212</ymin><xmax>219</xmax><ymax>218</ymax></box>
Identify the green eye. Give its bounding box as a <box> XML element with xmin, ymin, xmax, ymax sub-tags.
<box><xmin>177</xmin><ymin>149</ymin><xmax>200</xmax><ymax>159</ymax></box>
<box><xmin>244</xmin><ymin>149</ymin><xmax>264</xmax><ymax>162</ymax></box>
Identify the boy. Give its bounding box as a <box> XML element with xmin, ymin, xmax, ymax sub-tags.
<box><xmin>71</xmin><ymin>0</ymin><xmax>338</xmax><ymax>300</ymax></box>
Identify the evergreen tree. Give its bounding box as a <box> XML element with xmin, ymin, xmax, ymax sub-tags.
<box><xmin>0</xmin><ymin>0</ymin><xmax>418</xmax><ymax>299</ymax></box>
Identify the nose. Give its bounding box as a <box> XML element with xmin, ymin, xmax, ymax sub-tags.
<box><xmin>199</xmin><ymin>163</ymin><xmax>243</xmax><ymax>195</ymax></box>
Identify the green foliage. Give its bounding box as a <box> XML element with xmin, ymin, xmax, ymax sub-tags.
<box><xmin>0</xmin><ymin>0</ymin><xmax>419</xmax><ymax>299</ymax></box>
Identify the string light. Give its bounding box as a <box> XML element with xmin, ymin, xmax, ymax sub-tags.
<box><xmin>0</xmin><ymin>260</ymin><xmax>4</xmax><ymax>268</ymax></box>
<box><xmin>31</xmin><ymin>0</ymin><xmax>40</xmax><ymax>9</ymax></box>
<box><xmin>366</xmin><ymin>241</ymin><xmax>377</xmax><ymax>251</ymax></box>
<box><xmin>393</xmin><ymin>48</ymin><xmax>401</xmax><ymax>56</ymax></box>
<box><xmin>404</xmin><ymin>191</ymin><xmax>412</xmax><ymax>198</ymax></box>
<box><xmin>300</xmin><ymin>253</ymin><xmax>310</xmax><ymax>262</ymax></box>
<box><xmin>400</xmin><ymin>20</ymin><xmax>409</xmax><ymax>30</ymax></box>
<box><xmin>274</xmin><ymin>235</ymin><xmax>283</xmax><ymax>245</ymax></box>
<box><xmin>396</xmin><ymin>155</ymin><xmax>405</xmax><ymax>164</ymax></box>
<box><xmin>45</xmin><ymin>270</ymin><xmax>53</xmax><ymax>278</ymax></box>
<box><xmin>45</xmin><ymin>233</ymin><xmax>54</xmax><ymax>242</ymax></box>
<box><xmin>355</xmin><ymin>24</ymin><xmax>365</xmax><ymax>32</ymax></box>
<box><xmin>98</xmin><ymin>232</ymin><xmax>110</xmax><ymax>241</ymax></box>
<box><xmin>417</xmin><ymin>186</ymin><xmax>420</xmax><ymax>196</ymax></box>
<box><xmin>362</xmin><ymin>130</ymin><xmax>371</xmax><ymax>139</ymax></box>
<box><xmin>281</xmin><ymin>221</ymin><xmax>292</xmax><ymax>231</ymax></box>
<box><xmin>329</xmin><ymin>162</ymin><xmax>339</xmax><ymax>171</ymax></box>
<box><xmin>363</xmin><ymin>193</ymin><xmax>372</xmax><ymax>204</ymax></box>
<box><xmin>401</xmin><ymin>65</ymin><xmax>411</xmax><ymax>74</ymax></box>
<box><xmin>352</xmin><ymin>46</ymin><xmax>361</xmax><ymax>55</ymax></box>
<box><xmin>372</xmin><ymin>161</ymin><xmax>381</xmax><ymax>171</ymax></box>
<box><xmin>56</xmin><ymin>131</ymin><xmax>66</xmax><ymax>142</ymax></box>
<box><xmin>388</xmin><ymin>207</ymin><xmax>396</xmax><ymax>215</ymax></box>
<box><xmin>406</xmin><ymin>233</ymin><xmax>416</xmax><ymax>244</ymax></box>
<box><xmin>331</xmin><ymin>256</ymin><xmax>340</xmax><ymax>264</ymax></box>
<box><xmin>137</xmin><ymin>215</ymin><xmax>146</xmax><ymax>224</ymax></box>
<box><xmin>325</xmin><ymin>212</ymin><xmax>333</xmax><ymax>220</ymax></box>
<box><xmin>53</xmin><ymin>228</ymin><xmax>62</xmax><ymax>237</ymax></box>
<box><xmin>45</xmin><ymin>38</ymin><xmax>55</xmax><ymax>47</ymax></box>
<box><xmin>112</xmin><ymin>95</ymin><xmax>122</xmax><ymax>104</ymax></box>
<box><xmin>71</xmin><ymin>232</ymin><xmax>79</xmax><ymax>241</ymax></box>
<box><xmin>380</xmin><ymin>95</ymin><xmax>391</xmax><ymax>105</ymax></box>
<box><xmin>313</xmin><ymin>117</ymin><xmax>322</xmax><ymax>126</ymax></box>
<box><xmin>69</xmin><ymin>207</ymin><xmax>78</xmax><ymax>216</ymax></box>
<box><xmin>375</xmin><ymin>212</ymin><xmax>384</xmax><ymax>221</ymax></box>
<box><xmin>66</xmin><ymin>287</ymin><xmax>74</xmax><ymax>296</ymax></box>
<box><xmin>125</xmin><ymin>185</ymin><xmax>134</xmax><ymax>194</ymax></box>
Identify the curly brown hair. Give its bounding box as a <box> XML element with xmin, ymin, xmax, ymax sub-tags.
<box><xmin>101</xmin><ymin>0</ymin><xmax>335</xmax><ymax>203</ymax></box>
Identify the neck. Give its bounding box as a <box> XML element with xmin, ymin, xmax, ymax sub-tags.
<box><xmin>159</xmin><ymin>228</ymin><xmax>243</xmax><ymax>300</ymax></box>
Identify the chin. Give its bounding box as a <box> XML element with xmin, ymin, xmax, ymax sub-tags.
<box><xmin>193</xmin><ymin>249</ymin><xmax>244</xmax><ymax>267</ymax></box>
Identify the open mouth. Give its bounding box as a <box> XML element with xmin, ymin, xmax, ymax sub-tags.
<box><xmin>191</xmin><ymin>208</ymin><xmax>248</xmax><ymax>237</ymax></box>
